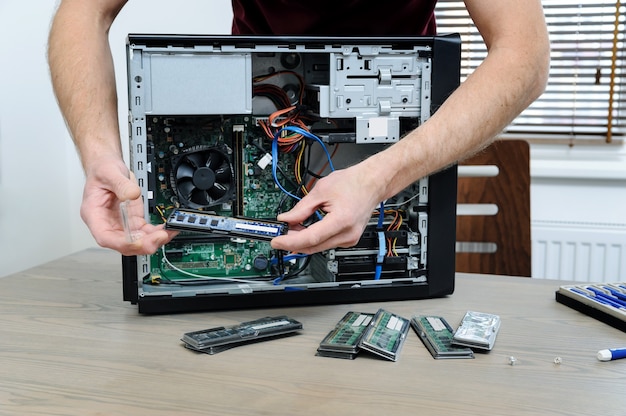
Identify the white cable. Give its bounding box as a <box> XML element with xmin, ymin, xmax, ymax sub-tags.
<box><xmin>160</xmin><ymin>247</ymin><xmax>270</xmax><ymax>284</ymax></box>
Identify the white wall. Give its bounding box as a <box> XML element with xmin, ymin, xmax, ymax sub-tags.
<box><xmin>530</xmin><ymin>143</ymin><xmax>626</xmax><ymax>281</ymax></box>
<box><xmin>0</xmin><ymin>0</ymin><xmax>232</xmax><ymax>277</ymax></box>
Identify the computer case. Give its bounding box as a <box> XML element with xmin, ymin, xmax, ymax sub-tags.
<box><xmin>122</xmin><ymin>34</ymin><xmax>460</xmax><ymax>314</ymax></box>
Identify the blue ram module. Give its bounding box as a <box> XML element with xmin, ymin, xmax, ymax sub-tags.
<box><xmin>166</xmin><ymin>209</ymin><xmax>288</xmax><ymax>241</ymax></box>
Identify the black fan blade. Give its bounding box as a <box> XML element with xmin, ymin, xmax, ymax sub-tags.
<box><xmin>205</xmin><ymin>151</ymin><xmax>223</xmax><ymax>170</ymax></box>
<box><xmin>208</xmin><ymin>183</ymin><xmax>227</xmax><ymax>200</ymax></box>
<box><xmin>185</xmin><ymin>153</ymin><xmax>206</xmax><ymax>169</ymax></box>
<box><xmin>191</xmin><ymin>189</ymin><xmax>212</xmax><ymax>206</ymax></box>
<box><xmin>214</xmin><ymin>164</ymin><xmax>232</xmax><ymax>183</ymax></box>
<box><xmin>177</xmin><ymin>179</ymin><xmax>195</xmax><ymax>200</ymax></box>
<box><xmin>176</xmin><ymin>163</ymin><xmax>195</xmax><ymax>180</ymax></box>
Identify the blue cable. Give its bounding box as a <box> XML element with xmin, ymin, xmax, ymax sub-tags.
<box><xmin>270</xmin><ymin>253</ymin><xmax>308</xmax><ymax>265</ymax></box>
<box><xmin>374</xmin><ymin>264</ymin><xmax>383</xmax><ymax>281</ymax></box>
<box><xmin>271</xmin><ymin>136</ymin><xmax>301</xmax><ymax>202</ymax></box>
<box><xmin>271</xmin><ymin>126</ymin><xmax>335</xmax><ymax>199</ymax></box>
<box><xmin>374</xmin><ymin>201</ymin><xmax>386</xmax><ymax>280</ymax></box>
<box><xmin>377</xmin><ymin>201</ymin><xmax>385</xmax><ymax>228</ymax></box>
<box><xmin>271</xmin><ymin>125</ymin><xmax>335</xmax><ymax>220</ymax></box>
<box><xmin>271</xmin><ymin>253</ymin><xmax>310</xmax><ymax>285</ymax></box>
<box><xmin>276</xmin><ymin>125</ymin><xmax>336</xmax><ymax>171</ymax></box>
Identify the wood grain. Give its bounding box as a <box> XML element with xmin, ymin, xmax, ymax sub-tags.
<box><xmin>1</xmin><ymin>248</ymin><xmax>625</xmax><ymax>415</ymax></box>
<box><xmin>457</xmin><ymin>140</ymin><xmax>532</xmax><ymax>277</ymax></box>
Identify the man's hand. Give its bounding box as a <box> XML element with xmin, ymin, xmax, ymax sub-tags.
<box><xmin>271</xmin><ymin>166</ymin><xmax>381</xmax><ymax>254</ymax></box>
<box><xmin>80</xmin><ymin>156</ymin><xmax>177</xmax><ymax>255</ymax></box>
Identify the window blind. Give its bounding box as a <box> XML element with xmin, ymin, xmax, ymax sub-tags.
<box><xmin>434</xmin><ymin>0</ymin><xmax>625</xmax><ymax>144</ymax></box>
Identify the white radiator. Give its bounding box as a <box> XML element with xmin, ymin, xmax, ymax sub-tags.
<box><xmin>532</xmin><ymin>220</ymin><xmax>626</xmax><ymax>282</ymax></box>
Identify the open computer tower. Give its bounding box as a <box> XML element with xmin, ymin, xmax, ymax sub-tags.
<box><xmin>122</xmin><ymin>34</ymin><xmax>460</xmax><ymax>314</ymax></box>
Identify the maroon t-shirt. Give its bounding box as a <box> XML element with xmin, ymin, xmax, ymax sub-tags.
<box><xmin>231</xmin><ymin>0</ymin><xmax>437</xmax><ymax>36</ymax></box>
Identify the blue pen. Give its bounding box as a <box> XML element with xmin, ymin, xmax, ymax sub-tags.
<box><xmin>597</xmin><ymin>348</ymin><xmax>626</xmax><ymax>361</ymax></box>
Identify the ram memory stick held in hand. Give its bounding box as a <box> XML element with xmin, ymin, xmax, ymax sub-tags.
<box><xmin>165</xmin><ymin>208</ymin><xmax>288</xmax><ymax>241</ymax></box>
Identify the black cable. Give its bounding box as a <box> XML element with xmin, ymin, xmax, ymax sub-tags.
<box><xmin>282</xmin><ymin>255</ymin><xmax>312</xmax><ymax>280</ymax></box>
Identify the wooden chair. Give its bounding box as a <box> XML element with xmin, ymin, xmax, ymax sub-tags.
<box><xmin>455</xmin><ymin>139</ymin><xmax>531</xmax><ymax>277</ymax></box>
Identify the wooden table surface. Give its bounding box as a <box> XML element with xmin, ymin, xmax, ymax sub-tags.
<box><xmin>1</xmin><ymin>248</ymin><xmax>625</xmax><ymax>415</ymax></box>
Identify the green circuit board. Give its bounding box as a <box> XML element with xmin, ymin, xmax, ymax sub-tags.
<box><xmin>145</xmin><ymin>115</ymin><xmax>298</xmax><ymax>282</ymax></box>
<box><xmin>359</xmin><ymin>309</ymin><xmax>410</xmax><ymax>361</ymax></box>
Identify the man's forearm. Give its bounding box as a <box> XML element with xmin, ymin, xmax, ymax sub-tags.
<box><xmin>363</xmin><ymin>6</ymin><xmax>550</xmax><ymax>201</ymax></box>
<box><xmin>48</xmin><ymin>0</ymin><xmax>128</xmax><ymax>173</ymax></box>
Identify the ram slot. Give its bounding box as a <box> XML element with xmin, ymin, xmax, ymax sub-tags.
<box><xmin>233</xmin><ymin>124</ymin><xmax>245</xmax><ymax>216</ymax></box>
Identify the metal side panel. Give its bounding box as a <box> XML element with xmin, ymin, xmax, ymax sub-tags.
<box><xmin>146</xmin><ymin>53</ymin><xmax>252</xmax><ymax>115</ymax></box>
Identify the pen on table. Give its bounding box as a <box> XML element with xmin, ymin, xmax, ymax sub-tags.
<box><xmin>597</xmin><ymin>348</ymin><xmax>626</xmax><ymax>362</ymax></box>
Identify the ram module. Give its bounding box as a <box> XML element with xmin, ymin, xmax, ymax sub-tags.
<box><xmin>166</xmin><ymin>208</ymin><xmax>288</xmax><ymax>241</ymax></box>
<box><xmin>358</xmin><ymin>309</ymin><xmax>410</xmax><ymax>361</ymax></box>
<box><xmin>410</xmin><ymin>315</ymin><xmax>474</xmax><ymax>359</ymax></box>
<box><xmin>317</xmin><ymin>311</ymin><xmax>374</xmax><ymax>359</ymax></box>
<box><xmin>181</xmin><ymin>316</ymin><xmax>302</xmax><ymax>352</ymax></box>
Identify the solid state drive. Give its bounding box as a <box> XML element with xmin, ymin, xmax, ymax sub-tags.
<box><xmin>452</xmin><ymin>311</ymin><xmax>501</xmax><ymax>351</ymax></box>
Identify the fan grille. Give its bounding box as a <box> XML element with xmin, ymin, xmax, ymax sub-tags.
<box><xmin>172</xmin><ymin>147</ymin><xmax>234</xmax><ymax>209</ymax></box>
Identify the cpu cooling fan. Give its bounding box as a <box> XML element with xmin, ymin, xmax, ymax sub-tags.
<box><xmin>172</xmin><ymin>147</ymin><xmax>235</xmax><ymax>209</ymax></box>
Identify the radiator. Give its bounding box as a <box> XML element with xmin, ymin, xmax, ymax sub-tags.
<box><xmin>532</xmin><ymin>220</ymin><xmax>626</xmax><ymax>282</ymax></box>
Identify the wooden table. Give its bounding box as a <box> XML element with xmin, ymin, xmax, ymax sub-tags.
<box><xmin>1</xmin><ymin>248</ymin><xmax>625</xmax><ymax>415</ymax></box>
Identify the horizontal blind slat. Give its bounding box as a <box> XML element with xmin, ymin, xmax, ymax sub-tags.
<box><xmin>435</xmin><ymin>0</ymin><xmax>625</xmax><ymax>142</ymax></box>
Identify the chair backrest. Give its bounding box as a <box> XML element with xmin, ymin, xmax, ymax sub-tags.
<box><xmin>455</xmin><ymin>139</ymin><xmax>531</xmax><ymax>277</ymax></box>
